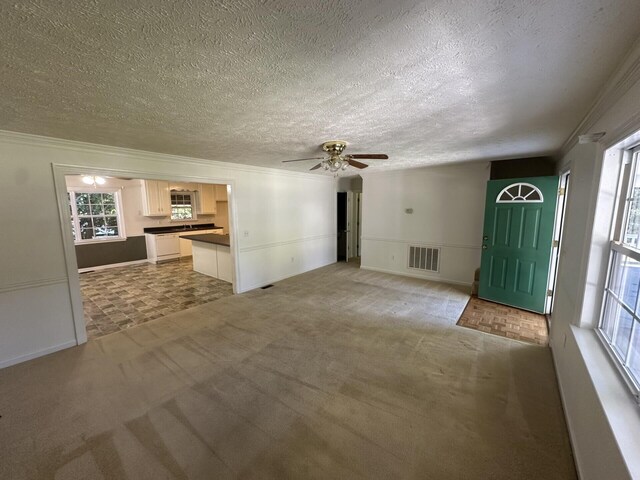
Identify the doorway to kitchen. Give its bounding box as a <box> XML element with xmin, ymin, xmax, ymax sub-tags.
<box><xmin>58</xmin><ymin>169</ymin><xmax>238</xmax><ymax>341</ymax></box>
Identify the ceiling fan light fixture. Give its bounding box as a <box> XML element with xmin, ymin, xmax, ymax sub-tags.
<box><xmin>82</xmin><ymin>175</ymin><xmax>107</xmax><ymax>186</ymax></box>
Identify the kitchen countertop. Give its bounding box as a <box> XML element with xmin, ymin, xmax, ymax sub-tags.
<box><xmin>143</xmin><ymin>224</ymin><xmax>222</xmax><ymax>234</ymax></box>
<box><xmin>181</xmin><ymin>233</ymin><xmax>230</xmax><ymax>247</ymax></box>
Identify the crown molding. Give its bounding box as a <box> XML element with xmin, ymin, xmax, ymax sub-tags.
<box><xmin>0</xmin><ymin>129</ymin><xmax>334</xmax><ymax>182</ymax></box>
<box><xmin>561</xmin><ymin>37</ymin><xmax>640</xmax><ymax>156</ymax></box>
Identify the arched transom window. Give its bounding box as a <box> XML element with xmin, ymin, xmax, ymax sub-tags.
<box><xmin>496</xmin><ymin>183</ymin><xmax>543</xmax><ymax>203</ymax></box>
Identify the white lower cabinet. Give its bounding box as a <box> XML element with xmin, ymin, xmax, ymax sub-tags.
<box><xmin>145</xmin><ymin>233</ymin><xmax>180</xmax><ymax>264</ymax></box>
<box><xmin>179</xmin><ymin>237</ymin><xmax>192</xmax><ymax>257</ymax></box>
<box><xmin>191</xmin><ymin>242</ymin><xmax>232</xmax><ymax>283</ymax></box>
<box><xmin>216</xmin><ymin>246</ymin><xmax>233</xmax><ymax>282</ymax></box>
<box><xmin>192</xmin><ymin>243</ymin><xmax>218</xmax><ymax>278</ymax></box>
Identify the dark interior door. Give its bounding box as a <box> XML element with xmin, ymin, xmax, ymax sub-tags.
<box><xmin>337</xmin><ymin>192</ymin><xmax>347</xmax><ymax>261</ymax></box>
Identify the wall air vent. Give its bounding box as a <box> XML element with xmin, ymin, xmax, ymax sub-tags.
<box><xmin>408</xmin><ymin>245</ymin><xmax>440</xmax><ymax>272</ymax></box>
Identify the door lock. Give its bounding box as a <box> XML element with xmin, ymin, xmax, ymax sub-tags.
<box><xmin>482</xmin><ymin>245</ymin><xmax>488</xmax><ymax>250</ymax></box>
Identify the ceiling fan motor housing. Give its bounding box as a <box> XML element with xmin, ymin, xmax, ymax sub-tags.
<box><xmin>321</xmin><ymin>140</ymin><xmax>348</xmax><ymax>155</ymax></box>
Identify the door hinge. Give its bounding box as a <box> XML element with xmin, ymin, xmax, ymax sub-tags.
<box><xmin>558</xmin><ymin>187</ymin><xmax>565</xmax><ymax>196</ymax></box>
<box><xmin>547</xmin><ymin>289</ymin><xmax>554</xmax><ymax>296</ymax></box>
<box><xmin>553</xmin><ymin>240</ymin><xmax>559</xmax><ymax>248</ymax></box>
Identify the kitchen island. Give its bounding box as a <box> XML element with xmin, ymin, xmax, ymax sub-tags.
<box><xmin>180</xmin><ymin>233</ymin><xmax>232</xmax><ymax>283</ymax></box>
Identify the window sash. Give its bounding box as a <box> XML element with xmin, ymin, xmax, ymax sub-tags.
<box><xmin>598</xmin><ymin>147</ymin><xmax>640</xmax><ymax>403</ymax></box>
<box><xmin>170</xmin><ymin>192</ymin><xmax>196</xmax><ymax>220</ymax></box>
<box><xmin>68</xmin><ymin>188</ymin><xmax>126</xmax><ymax>244</ymax></box>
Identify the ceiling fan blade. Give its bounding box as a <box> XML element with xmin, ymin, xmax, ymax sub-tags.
<box><xmin>349</xmin><ymin>154</ymin><xmax>388</xmax><ymax>159</ymax></box>
<box><xmin>282</xmin><ymin>157</ymin><xmax>325</xmax><ymax>163</ymax></box>
<box><xmin>310</xmin><ymin>163</ymin><xmax>322</xmax><ymax>171</ymax></box>
<box><xmin>347</xmin><ymin>159</ymin><xmax>369</xmax><ymax>169</ymax></box>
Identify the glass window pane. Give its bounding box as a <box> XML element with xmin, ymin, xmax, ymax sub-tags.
<box><xmin>608</xmin><ymin>253</ymin><xmax>640</xmax><ymax>310</ymax></box>
<box><xmin>89</xmin><ymin>193</ymin><xmax>102</xmax><ymax>205</ymax></box>
<box><xmin>76</xmin><ymin>193</ymin><xmax>89</xmax><ymax>205</ymax></box>
<box><xmin>80</xmin><ymin>227</ymin><xmax>94</xmax><ymax>240</ymax></box>
<box><xmin>506</xmin><ymin>185</ymin><xmax>519</xmax><ymax>197</ymax></box>
<box><xmin>527</xmin><ymin>191</ymin><xmax>541</xmax><ymax>201</ymax></box>
<box><xmin>601</xmin><ymin>294</ymin><xmax>620</xmax><ymax>341</ymax></box>
<box><xmin>613</xmin><ymin>308</ymin><xmax>634</xmax><ymax>358</ymax></box>
<box><xmin>77</xmin><ymin>204</ymin><xmax>90</xmax><ymax>215</ymax></box>
<box><xmin>105</xmin><ymin>216</ymin><xmax>118</xmax><ymax>227</ymax></box>
<box><xmin>95</xmin><ymin>225</ymin><xmax>116</xmax><ymax>237</ymax></box>
<box><xmin>102</xmin><ymin>193</ymin><xmax>115</xmax><ymax>203</ymax></box>
<box><xmin>79</xmin><ymin>217</ymin><xmax>93</xmax><ymax>229</ymax></box>
<box><xmin>624</xmin><ymin>177</ymin><xmax>640</xmax><ymax>249</ymax></box>
<box><xmin>628</xmin><ymin>323</ymin><xmax>640</xmax><ymax>382</ymax></box>
<box><xmin>623</xmin><ymin>256</ymin><xmax>640</xmax><ymax>310</ymax></box>
<box><xmin>103</xmin><ymin>204</ymin><xmax>116</xmax><ymax>215</ymax></box>
<box><xmin>90</xmin><ymin>204</ymin><xmax>104</xmax><ymax>215</ymax></box>
<box><xmin>171</xmin><ymin>207</ymin><xmax>193</xmax><ymax>220</ymax></box>
<box><xmin>93</xmin><ymin>217</ymin><xmax>105</xmax><ymax>228</ymax></box>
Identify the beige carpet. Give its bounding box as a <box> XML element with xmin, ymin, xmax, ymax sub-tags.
<box><xmin>0</xmin><ymin>263</ymin><xmax>576</xmax><ymax>479</ymax></box>
<box><xmin>457</xmin><ymin>296</ymin><xmax>549</xmax><ymax>346</ymax></box>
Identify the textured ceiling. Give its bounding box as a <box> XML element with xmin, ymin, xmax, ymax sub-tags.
<box><xmin>1</xmin><ymin>0</ymin><xmax>640</xmax><ymax>174</ymax></box>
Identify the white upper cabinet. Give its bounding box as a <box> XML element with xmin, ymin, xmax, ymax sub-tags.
<box><xmin>215</xmin><ymin>184</ymin><xmax>228</xmax><ymax>201</ymax></box>
<box><xmin>141</xmin><ymin>180</ymin><xmax>170</xmax><ymax>216</ymax></box>
<box><xmin>197</xmin><ymin>183</ymin><xmax>217</xmax><ymax>215</ymax></box>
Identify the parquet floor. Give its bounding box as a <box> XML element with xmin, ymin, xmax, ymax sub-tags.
<box><xmin>79</xmin><ymin>259</ymin><xmax>233</xmax><ymax>339</ymax></box>
<box><xmin>457</xmin><ymin>296</ymin><xmax>549</xmax><ymax>346</ymax></box>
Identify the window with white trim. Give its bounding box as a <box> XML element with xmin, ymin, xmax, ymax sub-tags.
<box><xmin>496</xmin><ymin>182</ymin><xmax>543</xmax><ymax>202</ymax></box>
<box><xmin>67</xmin><ymin>188</ymin><xmax>126</xmax><ymax>243</ymax></box>
<box><xmin>170</xmin><ymin>192</ymin><xmax>197</xmax><ymax>221</ymax></box>
<box><xmin>599</xmin><ymin>146</ymin><xmax>640</xmax><ymax>400</ymax></box>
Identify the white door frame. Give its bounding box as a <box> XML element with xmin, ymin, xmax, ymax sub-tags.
<box><xmin>546</xmin><ymin>170</ymin><xmax>571</xmax><ymax>314</ymax></box>
<box><xmin>51</xmin><ymin>163</ymin><xmax>240</xmax><ymax>346</ymax></box>
<box><xmin>346</xmin><ymin>191</ymin><xmax>354</xmax><ymax>259</ymax></box>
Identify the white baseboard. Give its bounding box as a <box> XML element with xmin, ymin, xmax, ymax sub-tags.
<box><xmin>0</xmin><ymin>340</ymin><xmax>77</xmax><ymax>370</ymax></box>
<box><xmin>549</xmin><ymin>343</ymin><xmax>584</xmax><ymax>480</ymax></box>
<box><xmin>360</xmin><ymin>265</ymin><xmax>472</xmax><ymax>288</ymax></box>
<box><xmin>238</xmin><ymin>261</ymin><xmax>335</xmax><ymax>293</ymax></box>
<box><xmin>78</xmin><ymin>259</ymin><xmax>148</xmax><ymax>273</ymax></box>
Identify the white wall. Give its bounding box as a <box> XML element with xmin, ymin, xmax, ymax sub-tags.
<box><xmin>360</xmin><ymin>162</ymin><xmax>489</xmax><ymax>286</ymax></box>
<box><xmin>0</xmin><ymin>132</ymin><xmax>336</xmax><ymax>368</ymax></box>
<box><xmin>550</xmin><ymin>41</ymin><xmax>640</xmax><ymax>480</ymax></box>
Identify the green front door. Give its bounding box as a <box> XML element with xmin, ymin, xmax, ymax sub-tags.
<box><xmin>478</xmin><ymin>176</ymin><xmax>559</xmax><ymax>313</ymax></box>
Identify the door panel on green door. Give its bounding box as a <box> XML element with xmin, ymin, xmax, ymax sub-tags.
<box><xmin>479</xmin><ymin>176</ymin><xmax>559</xmax><ymax>313</ymax></box>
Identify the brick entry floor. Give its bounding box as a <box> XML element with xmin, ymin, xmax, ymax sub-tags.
<box><xmin>79</xmin><ymin>259</ymin><xmax>233</xmax><ymax>339</ymax></box>
<box><xmin>456</xmin><ymin>296</ymin><xmax>549</xmax><ymax>346</ymax></box>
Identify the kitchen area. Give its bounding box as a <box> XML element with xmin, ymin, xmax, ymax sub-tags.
<box><xmin>65</xmin><ymin>174</ymin><xmax>235</xmax><ymax>338</ymax></box>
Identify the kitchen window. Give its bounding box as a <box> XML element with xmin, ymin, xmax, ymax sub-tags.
<box><xmin>68</xmin><ymin>189</ymin><xmax>126</xmax><ymax>243</ymax></box>
<box><xmin>598</xmin><ymin>145</ymin><xmax>640</xmax><ymax>401</ymax></box>
<box><xmin>171</xmin><ymin>192</ymin><xmax>197</xmax><ymax>221</ymax></box>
